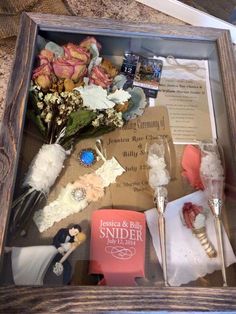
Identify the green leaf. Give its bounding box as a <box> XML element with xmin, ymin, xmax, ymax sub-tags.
<box><xmin>72</xmin><ymin>124</ymin><xmax>116</xmax><ymax>145</ymax></box>
<box><xmin>65</xmin><ymin>110</ymin><xmax>96</xmax><ymax>138</ymax></box>
<box><xmin>29</xmin><ymin>91</ymin><xmax>41</xmax><ymax>114</ymax></box>
<box><xmin>62</xmin><ymin>124</ymin><xmax>116</xmax><ymax>150</ymax></box>
<box><xmin>27</xmin><ymin>110</ymin><xmax>47</xmax><ymax>137</ymax></box>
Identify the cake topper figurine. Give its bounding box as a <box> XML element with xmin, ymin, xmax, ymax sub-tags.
<box><xmin>199</xmin><ymin>141</ymin><xmax>227</xmax><ymax>286</ymax></box>
<box><xmin>147</xmin><ymin>139</ymin><xmax>170</xmax><ymax>286</ymax></box>
<box><xmin>182</xmin><ymin>202</ymin><xmax>217</xmax><ymax>258</ymax></box>
<box><xmin>53</xmin><ymin>228</ymin><xmax>86</xmax><ymax>278</ymax></box>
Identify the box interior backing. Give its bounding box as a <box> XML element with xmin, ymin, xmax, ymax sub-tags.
<box><xmin>1</xmin><ymin>31</ymin><xmax>236</xmax><ymax>286</ymax></box>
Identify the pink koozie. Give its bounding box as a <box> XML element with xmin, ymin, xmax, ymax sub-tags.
<box><xmin>89</xmin><ymin>209</ymin><xmax>146</xmax><ymax>286</ymax></box>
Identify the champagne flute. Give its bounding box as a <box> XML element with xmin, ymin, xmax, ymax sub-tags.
<box><xmin>199</xmin><ymin>140</ymin><xmax>227</xmax><ymax>286</ymax></box>
<box><xmin>146</xmin><ymin>135</ymin><xmax>174</xmax><ymax>286</ymax></box>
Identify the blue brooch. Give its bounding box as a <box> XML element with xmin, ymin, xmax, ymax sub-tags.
<box><xmin>78</xmin><ymin>148</ymin><xmax>97</xmax><ymax>167</ymax></box>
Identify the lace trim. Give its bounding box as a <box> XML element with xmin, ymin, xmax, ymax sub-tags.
<box><xmin>95</xmin><ymin>157</ymin><xmax>125</xmax><ymax>187</ymax></box>
<box><xmin>33</xmin><ymin>158</ymin><xmax>125</xmax><ymax>232</ymax></box>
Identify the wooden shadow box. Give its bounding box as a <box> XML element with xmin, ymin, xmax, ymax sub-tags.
<box><xmin>0</xmin><ymin>12</ymin><xmax>236</xmax><ymax>312</ymax></box>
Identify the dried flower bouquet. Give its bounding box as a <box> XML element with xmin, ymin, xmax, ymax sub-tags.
<box><xmin>11</xmin><ymin>36</ymin><xmax>146</xmax><ymax>233</ymax></box>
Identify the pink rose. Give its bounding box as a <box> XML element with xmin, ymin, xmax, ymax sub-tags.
<box><xmin>79</xmin><ymin>36</ymin><xmax>101</xmax><ymax>51</ymax></box>
<box><xmin>32</xmin><ymin>63</ymin><xmax>53</xmax><ymax>89</ymax></box>
<box><xmin>38</xmin><ymin>49</ymin><xmax>54</xmax><ymax>65</ymax></box>
<box><xmin>32</xmin><ymin>63</ymin><xmax>52</xmax><ymax>79</ymax></box>
<box><xmin>53</xmin><ymin>58</ymin><xmax>87</xmax><ymax>82</ymax></box>
<box><xmin>89</xmin><ymin>66</ymin><xmax>112</xmax><ymax>88</ymax></box>
<box><xmin>64</xmin><ymin>43</ymin><xmax>90</xmax><ymax>64</ymax></box>
<box><xmin>182</xmin><ymin>202</ymin><xmax>203</xmax><ymax>229</ymax></box>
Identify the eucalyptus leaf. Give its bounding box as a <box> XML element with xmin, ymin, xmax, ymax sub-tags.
<box><xmin>45</xmin><ymin>41</ymin><xmax>64</xmax><ymax>58</ymax></box>
<box><xmin>112</xmin><ymin>74</ymin><xmax>127</xmax><ymax>90</ymax></box>
<box><xmin>122</xmin><ymin>87</ymin><xmax>147</xmax><ymax>121</ymax></box>
<box><xmin>65</xmin><ymin>110</ymin><xmax>96</xmax><ymax>138</ymax></box>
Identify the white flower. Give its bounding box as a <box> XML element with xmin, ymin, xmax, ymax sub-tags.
<box><xmin>50</xmin><ymin>94</ymin><xmax>59</xmax><ymax>104</ymax></box>
<box><xmin>105</xmin><ymin>109</ymin><xmax>124</xmax><ymax>127</ymax></box>
<box><xmin>149</xmin><ymin>168</ymin><xmax>170</xmax><ymax>188</ymax></box>
<box><xmin>147</xmin><ymin>143</ymin><xmax>170</xmax><ymax>189</ymax></box>
<box><xmin>45</xmin><ymin>112</ymin><xmax>52</xmax><ymax>123</ymax></box>
<box><xmin>38</xmin><ymin>92</ymin><xmax>44</xmax><ymax>99</ymax></box>
<box><xmin>37</xmin><ymin>101</ymin><xmax>44</xmax><ymax>109</ymax></box>
<box><xmin>193</xmin><ymin>213</ymin><xmax>206</xmax><ymax>229</ymax></box>
<box><xmin>44</xmin><ymin>93</ymin><xmax>52</xmax><ymax>103</ymax></box>
<box><xmin>92</xmin><ymin>114</ymin><xmax>104</xmax><ymax>127</ymax></box>
<box><xmin>107</xmin><ymin>89</ymin><xmax>131</xmax><ymax>104</ymax></box>
<box><xmin>74</xmin><ymin>85</ymin><xmax>115</xmax><ymax>110</ymax></box>
<box><xmin>147</xmin><ymin>155</ymin><xmax>166</xmax><ymax>170</ymax></box>
<box><xmin>200</xmin><ymin>152</ymin><xmax>224</xmax><ymax>179</ymax></box>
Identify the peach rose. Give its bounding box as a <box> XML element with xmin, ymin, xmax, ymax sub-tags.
<box><xmin>38</xmin><ymin>49</ymin><xmax>54</xmax><ymax>65</ymax></box>
<box><xmin>79</xmin><ymin>36</ymin><xmax>101</xmax><ymax>51</ymax></box>
<box><xmin>64</xmin><ymin>43</ymin><xmax>90</xmax><ymax>64</ymax></box>
<box><xmin>53</xmin><ymin>58</ymin><xmax>87</xmax><ymax>82</ymax></box>
<box><xmin>32</xmin><ymin>63</ymin><xmax>53</xmax><ymax>89</ymax></box>
<box><xmin>74</xmin><ymin>173</ymin><xmax>104</xmax><ymax>202</ymax></box>
<box><xmin>89</xmin><ymin>66</ymin><xmax>113</xmax><ymax>88</ymax></box>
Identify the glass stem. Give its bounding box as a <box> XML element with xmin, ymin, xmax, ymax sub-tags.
<box><xmin>155</xmin><ymin>193</ymin><xmax>169</xmax><ymax>287</ymax></box>
<box><xmin>214</xmin><ymin>215</ymin><xmax>228</xmax><ymax>287</ymax></box>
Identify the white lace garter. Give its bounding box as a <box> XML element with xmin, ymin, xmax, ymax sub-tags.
<box><xmin>33</xmin><ymin>157</ymin><xmax>125</xmax><ymax>232</ymax></box>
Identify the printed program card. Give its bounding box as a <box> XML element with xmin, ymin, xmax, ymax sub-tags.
<box><xmin>155</xmin><ymin>58</ymin><xmax>216</xmax><ymax>144</ymax></box>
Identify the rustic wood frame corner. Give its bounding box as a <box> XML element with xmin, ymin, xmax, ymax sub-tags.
<box><xmin>0</xmin><ymin>12</ymin><xmax>236</xmax><ymax>312</ymax></box>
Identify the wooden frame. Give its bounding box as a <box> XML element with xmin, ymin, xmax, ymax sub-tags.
<box><xmin>0</xmin><ymin>12</ymin><xmax>236</xmax><ymax>312</ymax></box>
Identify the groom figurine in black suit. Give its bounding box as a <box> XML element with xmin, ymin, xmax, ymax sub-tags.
<box><xmin>52</xmin><ymin>224</ymin><xmax>81</xmax><ymax>284</ymax></box>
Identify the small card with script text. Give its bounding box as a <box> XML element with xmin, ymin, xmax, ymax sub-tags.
<box><xmin>89</xmin><ymin>209</ymin><xmax>146</xmax><ymax>286</ymax></box>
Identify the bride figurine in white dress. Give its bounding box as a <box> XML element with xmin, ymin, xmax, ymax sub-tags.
<box><xmin>5</xmin><ymin>230</ymin><xmax>86</xmax><ymax>285</ymax></box>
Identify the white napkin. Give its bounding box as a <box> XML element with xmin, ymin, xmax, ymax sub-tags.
<box><xmin>145</xmin><ymin>190</ymin><xmax>236</xmax><ymax>286</ymax></box>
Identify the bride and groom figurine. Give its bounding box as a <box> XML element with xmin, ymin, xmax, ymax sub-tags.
<box><xmin>5</xmin><ymin>224</ymin><xmax>86</xmax><ymax>285</ymax></box>
<box><xmin>52</xmin><ymin>224</ymin><xmax>82</xmax><ymax>284</ymax></box>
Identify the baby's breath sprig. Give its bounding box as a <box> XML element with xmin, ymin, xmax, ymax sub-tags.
<box><xmin>31</xmin><ymin>86</ymin><xmax>84</xmax><ymax>143</ymax></box>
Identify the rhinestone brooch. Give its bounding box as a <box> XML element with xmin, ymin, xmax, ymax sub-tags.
<box><xmin>71</xmin><ymin>188</ymin><xmax>86</xmax><ymax>202</ymax></box>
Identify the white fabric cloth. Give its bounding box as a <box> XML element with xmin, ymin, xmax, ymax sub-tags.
<box><xmin>24</xmin><ymin>144</ymin><xmax>67</xmax><ymax>193</ymax></box>
<box><xmin>12</xmin><ymin>245</ymin><xmax>57</xmax><ymax>285</ymax></box>
<box><xmin>11</xmin><ymin>242</ymin><xmax>71</xmax><ymax>285</ymax></box>
<box><xmin>145</xmin><ymin>190</ymin><xmax>236</xmax><ymax>286</ymax></box>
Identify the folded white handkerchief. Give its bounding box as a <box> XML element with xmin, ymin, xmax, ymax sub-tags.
<box><xmin>145</xmin><ymin>190</ymin><xmax>236</xmax><ymax>286</ymax></box>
